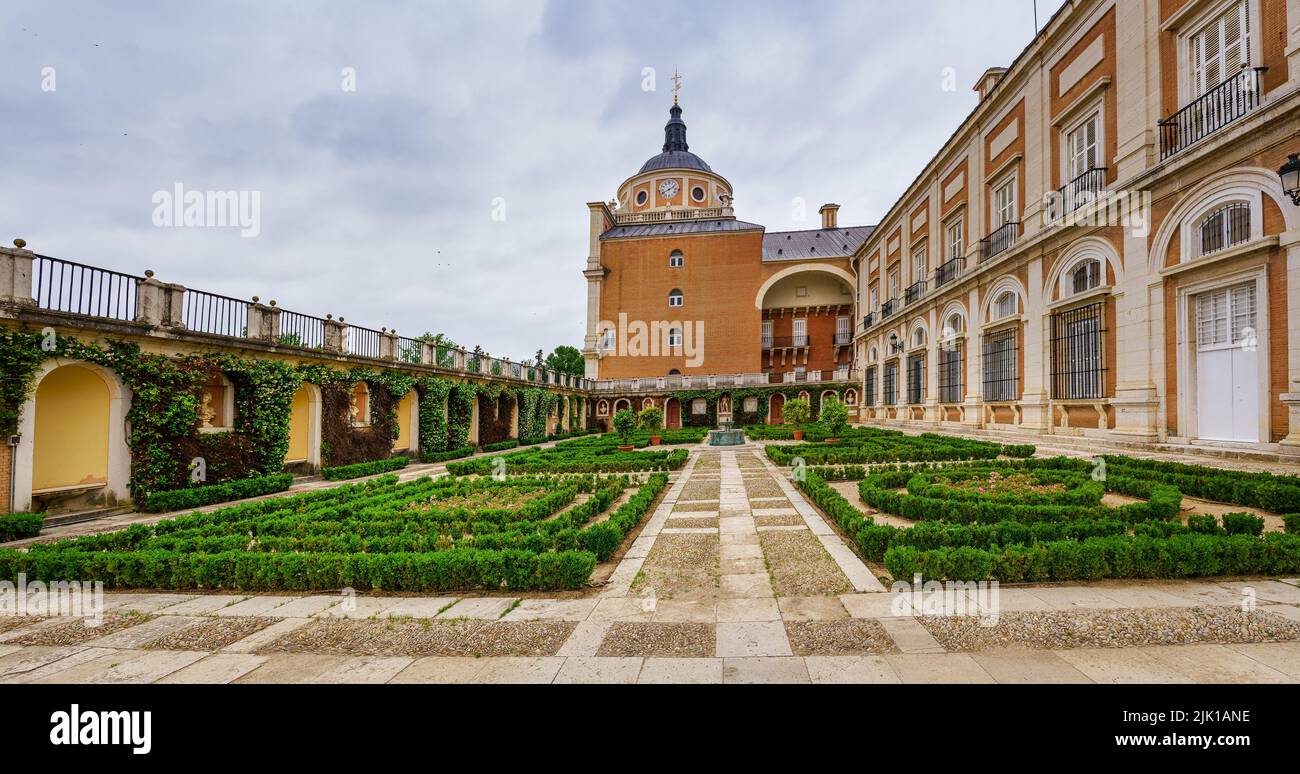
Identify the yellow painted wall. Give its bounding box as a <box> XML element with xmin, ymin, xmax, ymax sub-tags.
<box><xmin>286</xmin><ymin>384</ymin><xmax>312</xmax><ymax>462</ymax></box>
<box><xmin>394</xmin><ymin>391</ymin><xmax>414</xmax><ymax>450</ymax></box>
<box><xmin>33</xmin><ymin>364</ymin><xmax>110</xmax><ymax>492</ymax></box>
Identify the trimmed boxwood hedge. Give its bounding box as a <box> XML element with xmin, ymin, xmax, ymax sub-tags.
<box><xmin>0</xmin><ymin>512</ymin><xmax>45</xmax><ymax>542</ymax></box>
<box><xmin>419</xmin><ymin>446</ymin><xmax>475</xmax><ymax>464</ymax></box>
<box><xmin>138</xmin><ymin>474</ymin><xmax>294</xmax><ymax>513</ymax></box>
<box><xmin>321</xmin><ymin>456</ymin><xmax>409</xmax><ymax>481</ymax></box>
<box><xmin>766</xmin><ymin>427</ymin><xmax>1034</xmax><ymax>467</ymax></box>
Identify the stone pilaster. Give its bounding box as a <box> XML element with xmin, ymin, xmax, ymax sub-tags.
<box><xmin>322</xmin><ymin>316</ymin><xmax>347</xmax><ymax>354</ymax></box>
<box><xmin>379</xmin><ymin>329</ymin><xmax>399</xmax><ymax>361</ymax></box>
<box><xmin>247</xmin><ymin>298</ymin><xmax>282</xmax><ymax>342</ymax></box>
<box><xmin>0</xmin><ymin>243</ymin><xmax>35</xmax><ymax>306</ymax></box>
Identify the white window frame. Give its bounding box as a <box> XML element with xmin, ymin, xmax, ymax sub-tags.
<box><xmin>945</xmin><ymin>218</ymin><xmax>964</xmax><ymax>263</ymax></box>
<box><xmin>792</xmin><ymin>317</ymin><xmax>808</xmax><ymax>346</ymax></box>
<box><xmin>1179</xmin><ymin>0</ymin><xmax>1256</xmax><ymax>103</ymax></box>
<box><xmin>1064</xmin><ymin>111</ymin><xmax>1101</xmax><ymax>183</ymax></box>
<box><xmin>1179</xmin><ymin>186</ymin><xmax>1264</xmax><ymax>263</ymax></box>
<box><xmin>1059</xmin><ymin>255</ymin><xmax>1105</xmax><ymax>298</ymax></box>
<box><xmin>667</xmin><ymin>327</ymin><xmax>682</xmax><ymax>348</ymax></box>
<box><xmin>912</xmin><ymin>244</ymin><xmax>927</xmax><ymax>284</ymax></box>
<box><xmin>993</xmin><ymin>291</ymin><xmax>1018</xmax><ymax>321</ymax></box>
<box><xmin>669</xmin><ymin>250</ymin><xmax>684</xmax><ymax>268</ymax></box>
<box><xmin>992</xmin><ymin>174</ymin><xmax>1017</xmax><ymax>230</ymax></box>
<box><xmin>668</xmin><ymin>289</ymin><xmax>684</xmax><ymax>308</ymax></box>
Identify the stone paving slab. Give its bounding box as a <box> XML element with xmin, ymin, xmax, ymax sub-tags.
<box><xmin>805</xmin><ymin>655</ymin><xmax>901</xmax><ymax>684</ymax></box>
<box><xmin>214</xmin><ymin>596</ymin><xmax>300</xmax><ymax>617</ymax></box>
<box><xmin>1136</xmin><ymin>644</ymin><xmax>1294</xmax><ymax>683</ymax></box>
<box><xmin>715</xmin><ymin>598</ymin><xmax>780</xmax><ymax>623</ymax></box>
<box><xmin>103</xmin><ymin>593</ymin><xmax>196</xmax><ymax>614</ymax></box>
<box><xmin>502</xmin><ymin>599</ymin><xmax>598</xmax><ymax>622</ymax></box>
<box><xmin>1054</xmin><ymin>647</ymin><xmax>1200</xmax><ymax>683</ymax></box>
<box><xmin>779</xmin><ymin>596</ymin><xmax>850</xmax><ymax>621</ymax></box>
<box><xmin>722</xmin><ymin>656</ymin><xmax>809</xmax><ymax>684</ymax></box>
<box><xmin>878</xmin><ymin>617</ymin><xmax>945</xmax><ymax>654</ymax></box>
<box><xmin>268</xmin><ymin>595</ymin><xmax>346</xmax><ymax>618</ymax></box>
<box><xmin>650</xmin><ymin>600</ymin><xmax>717</xmax><ymax>623</ymax></box>
<box><xmin>637</xmin><ymin>657</ymin><xmax>723</xmax><ymax>684</ymax></box>
<box><xmin>884</xmin><ymin>653</ymin><xmax>996</xmax><ymax>683</ymax></box>
<box><xmin>0</xmin><ymin>646</ymin><xmax>115</xmax><ymax>683</ymax></box>
<box><xmin>389</xmin><ymin>656</ymin><xmax>486</xmax><ymax>683</ymax></box>
<box><xmin>841</xmin><ymin>593</ymin><xmax>913</xmax><ymax>618</ymax></box>
<box><xmin>156</xmin><ymin>653</ymin><xmax>269</xmax><ymax>684</ymax></box>
<box><xmin>470</xmin><ymin>657</ymin><xmax>564</xmax><ymax>684</ymax></box>
<box><xmin>34</xmin><ymin>648</ymin><xmax>207</xmax><ymax>684</ymax></box>
<box><xmin>156</xmin><ymin>594</ymin><xmax>249</xmax><ymax>616</ymax></box>
<box><xmin>85</xmin><ymin>615</ymin><xmax>203</xmax><ymax>649</ymax></box>
<box><xmin>437</xmin><ymin>598</ymin><xmax>518</xmax><ymax>620</ymax></box>
<box><xmin>715</xmin><ymin>622</ymin><xmax>793</xmax><ymax>657</ymax></box>
<box><xmin>969</xmin><ymin>648</ymin><xmax>1094</xmax><ymax>684</ymax></box>
<box><xmin>233</xmin><ymin>653</ymin><xmax>353</xmax><ymax>683</ymax></box>
<box><xmin>314</xmin><ymin>656</ymin><xmax>415</xmax><ymax>684</ymax></box>
<box><xmin>553</xmin><ymin>657</ymin><xmax>642</xmax><ymax>684</ymax></box>
<box><xmin>220</xmin><ymin>617</ymin><xmax>311</xmax><ymax>653</ymax></box>
<box><xmin>1223</xmin><ymin>642</ymin><xmax>1300</xmax><ymax>678</ymax></box>
<box><xmin>660</xmin><ymin>527</ymin><xmax>718</xmax><ymax>535</ymax></box>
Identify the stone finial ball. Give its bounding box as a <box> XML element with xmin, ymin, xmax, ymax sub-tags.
<box><xmin>13</xmin><ymin>238</ymin><xmax>26</xmax><ymax>248</ymax></box>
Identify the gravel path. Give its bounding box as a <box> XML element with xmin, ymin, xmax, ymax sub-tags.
<box><xmin>632</xmin><ymin>533</ymin><xmax>720</xmax><ymax>601</ymax></box>
<box><xmin>596</xmin><ymin>622</ymin><xmax>715</xmax><ymax>657</ymax></box>
<box><xmin>10</xmin><ymin>613</ymin><xmax>153</xmax><ymax>646</ymax></box>
<box><xmin>144</xmin><ymin>617</ymin><xmax>275</xmax><ymax>651</ymax></box>
<box><xmin>263</xmin><ymin>618</ymin><xmax>576</xmax><ymax>657</ymax></box>
<box><xmin>785</xmin><ymin>620</ymin><xmax>899</xmax><ymax>656</ymax></box>
<box><xmin>758</xmin><ymin>530</ymin><xmax>853</xmax><ymax>597</ymax></box>
<box><xmin>921</xmin><ymin>606</ymin><xmax>1300</xmax><ymax>651</ymax></box>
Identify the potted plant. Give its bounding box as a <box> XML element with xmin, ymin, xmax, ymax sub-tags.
<box><xmin>784</xmin><ymin>397</ymin><xmax>811</xmax><ymax>440</ymax></box>
<box><xmin>613</xmin><ymin>408</ymin><xmax>638</xmax><ymax>451</ymax></box>
<box><xmin>819</xmin><ymin>399</ymin><xmax>849</xmax><ymax>443</ymax></box>
<box><xmin>638</xmin><ymin>405</ymin><xmax>664</xmax><ymax>445</ymax></box>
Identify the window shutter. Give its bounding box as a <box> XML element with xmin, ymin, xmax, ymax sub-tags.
<box><xmin>1230</xmin><ymin>282</ymin><xmax>1256</xmax><ymax>343</ymax></box>
<box><xmin>1224</xmin><ymin>1</ymin><xmax>1248</xmax><ymax>71</ymax></box>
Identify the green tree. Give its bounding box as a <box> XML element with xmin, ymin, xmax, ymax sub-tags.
<box><xmin>545</xmin><ymin>345</ymin><xmax>585</xmax><ymax>377</ymax></box>
<box><xmin>613</xmin><ymin>408</ymin><xmax>638</xmax><ymax>445</ymax></box>
<box><xmin>819</xmin><ymin>399</ymin><xmax>849</xmax><ymax>437</ymax></box>
<box><xmin>419</xmin><ymin>332</ymin><xmax>459</xmax><ymax>368</ymax></box>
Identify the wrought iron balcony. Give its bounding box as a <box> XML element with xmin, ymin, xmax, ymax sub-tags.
<box><xmin>833</xmin><ymin>331</ymin><xmax>852</xmax><ymax>345</ymax></box>
<box><xmin>978</xmin><ymin>222</ymin><xmax>1018</xmax><ymax>262</ymax></box>
<box><xmin>934</xmin><ymin>257</ymin><xmax>965</xmax><ymax>288</ymax></box>
<box><xmin>904</xmin><ymin>279</ymin><xmax>927</xmax><ymax>304</ymax></box>
<box><xmin>861</xmin><ymin>312</ymin><xmax>875</xmax><ymax>330</ymax></box>
<box><xmin>1046</xmin><ymin>168</ymin><xmax>1107</xmax><ymax>222</ymax></box>
<box><xmin>881</xmin><ymin>298</ymin><xmax>898</xmax><ymax>318</ymax></box>
<box><xmin>1158</xmin><ymin>67</ymin><xmax>1267</xmax><ymax>160</ymax></box>
<box><xmin>761</xmin><ymin>335</ymin><xmax>809</xmax><ymax>349</ymax></box>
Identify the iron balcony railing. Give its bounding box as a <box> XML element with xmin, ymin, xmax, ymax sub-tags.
<box><xmin>978</xmin><ymin>222</ymin><xmax>1019</xmax><ymax>263</ymax></box>
<box><xmin>277</xmin><ymin>309</ymin><xmax>326</xmax><ymax>349</ymax></box>
<box><xmin>1158</xmin><ymin>67</ymin><xmax>1267</xmax><ymax>160</ymax></box>
<box><xmin>1046</xmin><ymin>167</ymin><xmax>1108</xmax><ymax>222</ymax></box>
<box><xmin>183</xmin><ymin>287</ymin><xmax>248</xmax><ymax>338</ymax></box>
<box><xmin>934</xmin><ymin>257</ymin><xmax>965</xmax><ymax>288</ymax></box>
<box><xmin>862</xmin><ymin>312</ymin><xmax>875</xmax><ymax>330</ymax></box>
<box><xmin>904</xmin><ymin>280</ymin><xmax>927</xmax><ymax>304</ymax></box>
<box><xmin>881</xmin><ymin>298</ymin><xmax>898</xmax><ymax>318</ymax></box>
<box><xmin>762</xmin><ymin>335</ymin><xmax>809</xmax><ymax>349</ymax></box>
<box><xmin>346</xmin><ymin>325</ymin><xmax>382</xmax><ymax>359</ymax></box>
<box><xmin>833</xmin><ymin>331</ymin><xmax>852</xmax><ymax>345</ymax></box>
<box><xmin>32</xmin><ymin>254</ymin><xmax>141</xmax><ymax>323</ymax></box>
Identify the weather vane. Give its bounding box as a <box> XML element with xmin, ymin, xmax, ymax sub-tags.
<box><xmin>672</xmin><ymin>68</ymin><xmax>683</xmax><ymax>104</ymax></box>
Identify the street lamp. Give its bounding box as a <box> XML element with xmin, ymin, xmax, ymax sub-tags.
<box><xmin>1279</xmin><ymin>154</ymin><xmax>1300</xmax><ymax>206</ymax></box>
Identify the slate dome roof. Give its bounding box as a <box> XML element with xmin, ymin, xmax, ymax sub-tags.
<box><xmin>637</xmin><ymin>103</ymin><xmax>712</xmax><ymax>173</ymax></box>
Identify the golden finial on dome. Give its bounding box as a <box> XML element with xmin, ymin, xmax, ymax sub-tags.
<box><xmin>671</xmin><ymin>68</ymin><xmax>683</xmax><ymax>105</ymax></box>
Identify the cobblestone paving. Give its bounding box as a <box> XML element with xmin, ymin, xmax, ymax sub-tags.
<box><xmin>3</xmin><ymin>442</ymin><xmax>1300</xmax><ymax>683</ymax></box>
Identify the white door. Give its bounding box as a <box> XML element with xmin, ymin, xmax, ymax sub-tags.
<box><xmin>1195</xmin><ymin>282</ymin><xmax>1259</xmax><ymax>442</ymax></box>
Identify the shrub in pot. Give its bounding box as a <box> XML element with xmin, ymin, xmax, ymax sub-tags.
<box><xmin>784</xmin><ymin>397</ymin><xmax>811</xmax><ymax>440</ymax></box>
<box><xmin>819</xmin><ymin>399</ymin><xmax>849</xmax><ymax>442</ymax></box>
<box><xmin>613</xmin><ymin>409</ymin><xmax>639</xmax><ymax>451</ymax></box>
<box><xmin>638</xmin><ymin>405</ymin><xmax>664</xmax><ymax>445</ymax></box>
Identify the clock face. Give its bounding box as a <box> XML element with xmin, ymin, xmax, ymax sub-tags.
<box><xmin>658</xmin><ymin>179</ymin><xmax>679</xmax><ymax>199</ymax></box>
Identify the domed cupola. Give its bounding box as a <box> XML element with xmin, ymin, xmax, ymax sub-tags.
<box><xmin>639</xmin><ymin>104</ymin><xmax>713</xmax><ymax>173</ymax></box>
<box><xmin>615</xmin><ymin>98</ymin><xmax>733</xmax><ymax>218</ymax></box>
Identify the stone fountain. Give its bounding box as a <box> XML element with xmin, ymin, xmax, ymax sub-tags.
<box><xmin>707</xmin><ymin>418</ymin><xmax>745</xmax><ymax>446</ymax></box>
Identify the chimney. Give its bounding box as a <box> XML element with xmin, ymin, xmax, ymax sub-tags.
<box><xmin>819</xmin><ymin>203</ymin><xmax>840</xmax><ymax>229</ymax></box>
<box><xmin>974</xmin><ymin>67</ymin><xmax>1008</xmax><ymax>102</ymax></box>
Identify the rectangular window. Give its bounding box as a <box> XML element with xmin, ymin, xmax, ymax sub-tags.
<box><xmin>865</xmin><ymin>366</ymin><xmax>877</xmax><ymax>406</ymax></box>
<box><xmin>994</xmin><ymin>178</ymin><xmax>1017</xmax><ymax>229</ymax></box>
<box><xmin>601</xmin><ymin>328</ymin><xmax>615</xmax><ymax>351</ymax></box>
<box><xmin>883</xmin><ymin>361</ymin><xmax>898</xmax><ymax>405</ymax></box>
<box><xmin>1191</xmin><ymin>0</ymin><xmax>1250</xmax><ymax>96</ymax></box>
<box><xmin>869</xmin><ymin>285</ymin><xmax>879</xmax><ymax>310</ymax></box>
<box><xmin>1067</xmin><ymin>113</ymin><xmax>1099</xmax><ymax>180</ymax></box>
<box><xmin>792</xmin><ymin>318</ymin><xmax>808</xmax><ymax>346</ymax></box>
<box><xmin>761</xmin><ymin>319</ymin><xmax>773</xmax><ymax>349</ymax></box>
<box><xmin>982</xmin><ymin>328</ymin><xmax>1018</xmax><ymax>401</ymax></box>
<box><xmin>946</xmin><ymin>219</ymin><xmax>964</xmax><ymax>262</ymax></box>
<box><xmin>888</xmin><ymin>270</ymin><xmax>900</xmax><ymax>300</ymax></box>
<box><xmin>912</xmin><ymin>245</ymin><xmax>926</xmax><ymax>281</ymax></box>
<box><xmin>835</xmin><ymin>316</ymin><xmax>850</xmax><ymax>345</ymax></box>
<box><xmin>907</xmin><ymin>355</ymin><xmax>926</xmax><ymax>404</ymax></box>
<box><xmin>1197</xmin><ymin>282</ymin><xmax>1256</xmax><ymax>350</ymax></box>
<box><xmin>938</xmin><ymin>343</ymin><xmax>963</xmax><ymax>403</ymax></box>
<box><xmin>1050</xmin><ymin>301</ymin><xmax>1107</xmax><ymax>400</ymax></box>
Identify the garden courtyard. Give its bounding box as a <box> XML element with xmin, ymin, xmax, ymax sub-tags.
<box><xmin>2</xmin><ymin>427</ymin><xmax>1300</xmax><ymax>684</ymax></box>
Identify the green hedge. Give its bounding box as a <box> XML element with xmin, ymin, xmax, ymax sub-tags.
<box><xmin>884</xmin><ymin>532</ymin><xmax>1300</xmax><ymax>583</ymax></box>
<box><xmin>482</xmin><ymin>440</ymin><xmax>520</xmax><ymax>453</ymax></box>
<box><xmin>765</xmin><ymin>427</ymin><xmax>1033</xmax><ymax>467</ymax></box>
<box><xmin>1285</xmin><ymin>514</ymin><xmax>1300</xmax><ymax>535</ymax></box>
<box><xmin>420</xmin><ymin>446</ymin><xmax>474</xmax><ymax>464</ymax></box>
<box><xmin>321</xmin><ymin>456</ymin><xmax>409</xmax><ymax>481</ymax></box>
<box><xmin>139</xmin><ymin>474</ymin><xmax>294</xmax><ymax>513</ymax></box>
<box><xmin>0</xmin><ymin>512</ymin><xmax>45</xmax><ymax>542</ymax></box>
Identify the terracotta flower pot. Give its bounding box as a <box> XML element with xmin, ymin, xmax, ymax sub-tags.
<box><xmin>792</xmin><ymin>430</ymin><xmax>805</xmax><ymax>441</ymax></box>
<box><xmin>618</xmin><ymin>444</ymin><xmax>636</xmax><ymax>452</ymax></box>
<box><xmin>650</xmin><ymin>435</ymin><xmax>661</xmax><ymax>446</ymax></box>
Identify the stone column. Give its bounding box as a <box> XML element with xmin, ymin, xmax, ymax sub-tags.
<box><xmin>421</xmin><ymin>341</ymin><xmax>437</xmax><ymax>367</ymax></box>
<box><xmin>379</xmin><ymin>329</ymin><xmax>399</xmax><ymax>361</ymax></box>
<box><xmin>0</xmin><ymin>242</ymin><xmax>36</xmax><ymax>306</ymax></box>
<box><xmin>1111</xmin><ymin>230</ymin><xmax>1162</xmax><ymax>441</ymax></box>
<box><xmin>1019</xmin><ymin>257</ymin><xmax>1049</xmax><ymax>432</ymax></box>
<box><xmin>925</xmin><ymin>307</ymin><xmax>940</xmax><ymax>421</ymax></box>
<box><xmin>246</xmin><ymin>297</ymin><xmax>282</xmax><ymax>342</ymax></box>
<box><xmin>134</xmin><ymin>271</ymin><xmax>169</xmax><ymax>326</ymax></box>
<box><xmin>1281</xmin><ymin>233</ymin><xmax>1300</xmax><ymax>449</ymax></box>
<box><xmin>963</xmin><ymin>286</ymin><xmax>982</xmax><ymax>426</ymax></box>
<box><xmin>323</xmin><ymin>316</ymin><xmax>347</xmax><ymax>354</ymax></box>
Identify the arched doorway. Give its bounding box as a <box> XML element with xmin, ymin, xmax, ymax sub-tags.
<box><xmin>393</xmin><ymin>390</ymin><xmax>418</xmax><ymax>453</ymax></box>
<box><xmin>17</xmin><ymin>360</ymin><xmax>130</xmax><ymax>513</ymax></box>
<box><xmin>613</xmin><ymin>398</ymin><xmax>631</xmax><ymax>413</ymax></box>
<box><xmin>286</xmin><ymin>382</ymin><xmax>322</xmax><ymax>470</ymax></box>
<box><xmin>665</xmin><ymin>397</ymin><xmax>681</xmax><ymax>429</ymax></box>
<box><xmin>769</xmin><ymin>392</ymin><xmax>785</xmax><ymax>424</ymax></box>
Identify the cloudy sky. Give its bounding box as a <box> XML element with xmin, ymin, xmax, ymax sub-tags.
<box><xmin>0</xmin><ymin>0</ymin><xmax>1065</xmax><ymax>360</ymax></box>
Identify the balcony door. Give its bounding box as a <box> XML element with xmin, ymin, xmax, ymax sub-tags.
<box><xmin>1191</xmin><ymin>0</ymin><xmax>1249</xmax><ymax>97</ymax></box>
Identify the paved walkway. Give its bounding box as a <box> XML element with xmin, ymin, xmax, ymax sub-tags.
<box><xmin>2</xmin><ymin>443</ymin><xmax>1299</xmax><ymax>683</ymax></box>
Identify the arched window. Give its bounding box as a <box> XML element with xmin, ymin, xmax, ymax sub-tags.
<box><xmin>642</xmin><ymin>397</ymin><xmax>655</xmax><ymax>409</ymax></box>
<box><xmin>668</xmin><ymin>289</ymin><xmax>684</xmax><ymax>308</ymax></box>
<box><xmin>1197</xmin><ymin>202</ymin><xmax>1250</xmax><ymax>256</ymax></box>
<box><xmin>199</xmin><ymin>372</ymin><xmax>236</xmax><ymax>432</ymax></box>
<box><xmin>668</xmin><ymin>369</ymin><xmax>681</xmax><ymax>375</ymax></box>
<box><xmin>993</xmin><ymin>291</ymin><xmax>1017</xmax><ymax>320</ymax></box>
<box><xmin>669</xmin><ymin>250</ymin><xmax>684</xmax><ymax>268</ymax></box>
<box><xmin>844</xmin><ymin>389</ymin><xmax>858</xmax><ymax>406</ymax></box>
<box><xmin>944</xmin><ymin>313</ymin><xmax>963</xmax><ymax>338</ymax></box>
<box><xmin>869</xmin><ymin>346</ymin><xmax>878</xmax><ymax>363</ymax></box>
<box><xmin>1069</xmin><ymin>258</ymin><xmax>1102</xmax><ymax>295</ymax></box>
<box><xmin>912</xmin><ymin>327</ymin><xmax>927</xmax><ymax>348</ymax></box>
<box><xmin>667</xmin><ymin>327</ymin><xmax>682</xmax><ymax>347</ymax></box>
